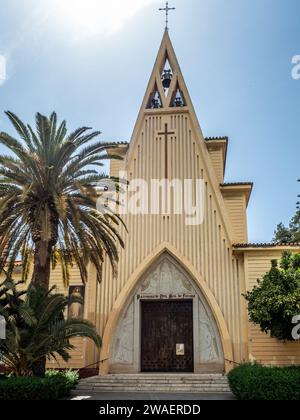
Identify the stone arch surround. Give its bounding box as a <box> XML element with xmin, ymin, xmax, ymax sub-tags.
<box><xmin>108</xmin><ymin>253</ymin><xmax>225</xmax><ymax>374</ymax></box>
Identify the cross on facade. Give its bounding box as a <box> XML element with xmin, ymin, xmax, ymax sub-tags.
<box><xmin>159</xmin><ymin>2</ymin><xmax>176</xmax><ymax>31</ymax></box>
<box><xmin>158</xmin><ymin>123</ymin><xmax>175</xmax><ymax>179</ymax></box>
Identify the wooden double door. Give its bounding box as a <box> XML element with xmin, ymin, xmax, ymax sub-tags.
<box><xmin>141</xmin><ymin>300</ymin><xmax>194</xmax><ymax>373</ymax></box>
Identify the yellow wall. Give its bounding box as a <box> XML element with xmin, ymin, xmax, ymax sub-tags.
<box><xmin>47</xmin><ymin>265</ymin><xmax>89</xmax><ymax>370</ymax></box>
<box><xmin>243</xmin><ymin>250</ymin><xmax>300</xmax><ymax>366</ymax></box>
<box><xmin>207</xmin><ymin>144</ymin><xmax>224</xmax><ymax>184</ymax></box>
<box><xmin>94</xmin><ymin>31</ymin><xmax>249</xmax><ymax>373</ymax></box>
<box><xmin>222</xmin><ymin>191</ymin><xmax>248</xmax><ymax>243</ymax></box>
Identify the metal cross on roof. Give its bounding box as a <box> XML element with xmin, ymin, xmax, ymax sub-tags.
<box><xmin>159</xmin><ymin>2</ymin><xmax>176</xmax><ymax>32</ymax></box>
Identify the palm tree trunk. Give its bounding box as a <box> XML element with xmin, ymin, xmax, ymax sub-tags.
<box><xmin>31</xmin><ymin>240</ymin><xmax>52</xmax><ymax>291</ymax></box>
<box><xmin>32</xmin><ymin>357</ymin><xmax>46</xmax><ymax>378</ymax></box>
<box><xmin>31</xmin><ymin>241</ymin><xmax>52</xmax><ymax>377</ymax></box>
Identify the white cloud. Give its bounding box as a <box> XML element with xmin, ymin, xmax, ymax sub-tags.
<box><xmin>0</xmin><ymin>55</ymin><xmax>7</xmax><ymax>86</ymax></box>
<box><xmin>53</xmin><ymin>0</ymin><xmax>161</xmax><ymax>39</ymax></box>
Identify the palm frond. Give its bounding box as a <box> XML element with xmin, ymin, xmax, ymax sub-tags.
<box><xmin>0</xmin><ymin>282</ymin><xmax>101</xmax><ymax>376</ymax></box>
<box><xmin>0</xmin><ymin>111</ymin><xmax>125</xmax><ymax>290</ymax></box>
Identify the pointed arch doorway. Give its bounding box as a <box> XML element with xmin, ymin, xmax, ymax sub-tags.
<box><xmin>109</xmin><ymin>253</ymin><xmax>225</xmax><ymax>374</ymax></box>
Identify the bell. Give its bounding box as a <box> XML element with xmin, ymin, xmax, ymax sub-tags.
<box><xmin>161</xmin><ymin>70</ymin><xmax>172</xmax><ymax>89</ymax></box>
<box><xmin>152</xmin><ymin>98</ymin><xmax>160</xmax><ymax>109</ymax></box>
<box><xmin>173</xmin><ymin>97</ymin><xmax>183</xmax><ymax>107</ymax></box>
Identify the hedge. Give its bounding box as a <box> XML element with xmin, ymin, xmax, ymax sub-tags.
<box><xmin>0</xmin><ymin>370</ymin><xmax>79</xmax><ymax>400</ymax></box>
<box><xmin>228</xmin><ymin>364</ymin><xmax>300</xmax><ymax>400</ymax></box>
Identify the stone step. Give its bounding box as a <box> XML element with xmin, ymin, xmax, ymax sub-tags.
<box><xmin>78</xmin><ymin>382</ymin><xmax>228</xmax><ymax>388</ymax></box>
<box><xmin>77</xmin><ymin>384</ymin><xmax>231</xmax><ymax>389</ymax></box>
<box><xmin>77</xmin><ymin>388</ymin><xmax>231</xmax><ymax>393</ymax></box>
<box><xmin>81</xmin><ymin>378</ymin><xmax>227</xmax><ymax>384</ymax></box>
<box><xmin>81</xmin><ymin>380</ymin><xmax>228</xmax><ymax>384</ymax></box>
<box><xmin>79</xmin><ymin>374</ymin><xmax>227</xmax><ymax>378</ymax></box>
<box><xmin>80</xmin><ymin>384</ymin><xmax>228</xmax><ymax>388</ymax></box>
<box><xmin>78</xmin><ymin>382</ymin><xmax>229</xmax><ymax>388</ymax></box>
<box><xmin>75</xmin><ymin>374</ymin><xmax>231</xmax><ymax>394</ymax></box>
<box><xmin>75</xmin><ymin>387</ymin><xmax>232</xmax><ymax>393</ymax></box>
<box><xmin>76</xmin><ymin>388</ymin><xmax>231</xmax><ymax>394</ymax></box>
<box><xmin>82</xmin><ymin>375</ymin><xmax>226</xmax><ymax>382</ymax></box>
<box><xmin>84</xmin><ymin>374</ymin><xmax>225</xmax><ymax>379</ymax></box>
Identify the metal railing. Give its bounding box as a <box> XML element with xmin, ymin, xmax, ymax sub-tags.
<box><xmin>79</xmin><ymin>358</ymin><xmax>109</xmax><ymax>371</ymax></box>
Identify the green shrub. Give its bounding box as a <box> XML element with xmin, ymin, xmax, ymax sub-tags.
<box><xmin>228</xmin><ymin>364</ymin><xmax>300</xmax><ymax>400</ymax></box>
<box><xmin>0</xmin><ymin>370</ymin><xmax>79</xmax><ymax>400</ymax></box>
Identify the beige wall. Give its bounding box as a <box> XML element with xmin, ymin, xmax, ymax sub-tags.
<box><xmin>222</xmin><ymin>191</ymin><xmax>248</xmax><ymax>243</ymax></box>
<box><xmin>207</xmin><ymin>145</ymin><xmax>224</xmax><ymax>184</ymax></box>
<box><xmin>96</xmin><ymin>109</ymin><xmax>247</xmax><ymax>373</ymax></box>
<box><xmin>47</xmin><ymin>265</ymin><xmax>89</xmax><ymax>370</ymax></box>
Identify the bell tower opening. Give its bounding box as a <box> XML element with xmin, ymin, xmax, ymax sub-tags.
<box><xmin>170</xmin><ymin>81</ymin><xmax>186</xmax><ymax>107</ymax></box>
<box><xmin>161</xmin><ymin>57</ymin><xmax>173</xmax><ymax>97</ymax></box>
<box><xmin>147</xmin><ymin>82</ymin><xmax>163</xmax><ymax>109</ymax></box>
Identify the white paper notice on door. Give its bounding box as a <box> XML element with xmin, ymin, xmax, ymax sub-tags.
<box><xmin>176</xmin><ymin>343</ymin><xmax>185</xmax><ymax>356</ymax></box>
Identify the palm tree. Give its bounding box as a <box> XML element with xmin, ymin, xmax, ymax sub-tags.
<box><xmin>0</xmin><ymin>111</ymin><xmax>125</xmax><ymax>290</ymax></box>
<box><xmin>0</xmin><ymin>279</ymin><xmax>101</xmax><ymax>376</ymax></box>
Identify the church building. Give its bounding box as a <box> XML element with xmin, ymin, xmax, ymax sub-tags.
<box><xmin>46</xmin><ymin>30</ymin><xmax>300</xmax><ymax>375</ymax></box>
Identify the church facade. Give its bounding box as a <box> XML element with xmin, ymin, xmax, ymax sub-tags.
<box><xmin>45</xmin><ymin>31</ymin><xmax>300</xmax><ymax>374</ymax></box>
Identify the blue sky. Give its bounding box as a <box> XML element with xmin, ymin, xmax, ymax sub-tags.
<box><xmin>0</xmin><ymin>0</ymin><xmax>299</xmax><ymax>243</ymax></box>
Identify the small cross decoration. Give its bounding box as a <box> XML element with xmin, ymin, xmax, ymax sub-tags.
<box><xmin>159</xmin><ymin>2</ymin><xmax>176</xmax><ymax>32</ymax></box>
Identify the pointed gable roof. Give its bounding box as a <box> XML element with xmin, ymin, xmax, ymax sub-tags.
<box><xmin>127</xmin><ymin>30</ymin><xmax>204</xmax><ymax>159</ymax></box>
<box><xmin>140</xmin><ymin>30</ymin><xmax>194</xmax><ymax>108</ymax></box>
<box><xmin>125</xmin><ymin>31</ymin><xmax>242</xmax><ymax>243</ymax></box>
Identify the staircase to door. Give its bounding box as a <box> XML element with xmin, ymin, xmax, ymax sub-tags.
<box><xmin>75</xmin><ymin>374</ymin><xmax>231</xmax><ymax>394</ymax></box>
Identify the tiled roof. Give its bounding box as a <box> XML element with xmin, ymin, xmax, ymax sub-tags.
<box><xmin>221</xmin><ymin>182</ymin><xmax>253</xmax><ymax>187</ymax></box>
<box><xmin>205</xmin><ymin>136</ymin><xmax>228</xmax><ymax>142</ymax></box>
<box><xmin>233</xmin><ymin>243</ymin><xmax>300</xmax><ymax>249</ymax></box>
<box><xmin>116</xmin><ymin>139</ymin><xmax>229</xmax><ymax>144</ymax></box>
